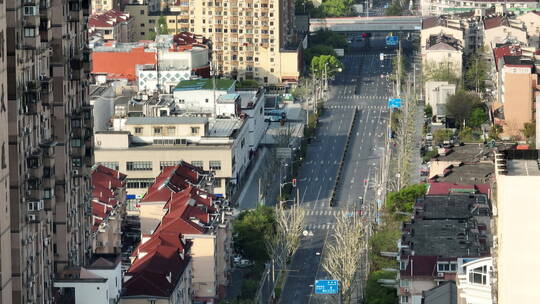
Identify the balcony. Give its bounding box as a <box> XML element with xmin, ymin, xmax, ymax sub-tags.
<box><xmin>21</xmin><ymin>30</ymin><xmax>40</xmax><ymax>50</ymax></box>
<box><xmin>40</xmin><ymin>76</ymin><xmax>52</xmax><ymax>105</ymax></box>
<box><xmin>81</xmin><ymin>0</ymin><xmax>89</xmax><ymax>16</ymax></box>
<box><xmin>68</xmin><ymin>0</ymin><xmax>81</xmax><ymax>22</ymax></box>
<box><xmin>27</xmin><ymin>152</ymin><xmax>44</xmax><ymax>179</ymax></box>
<box><xmin>82</xmin><ymin>48</ymin><xmax>91</xmax><ymax>72</ymax></box>
<box><xmin>69</xmin><ymin>138</ymin><xmax>84</xmax><ymax>157</ymax></box>
<box><xmin>23</xmin><ymin>91</ymin><xmax>39</xmax><ymax>115</ymax></box>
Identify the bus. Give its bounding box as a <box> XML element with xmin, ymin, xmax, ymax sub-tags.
<box><xmin>264</xmin><ymin>109</ymin><xmax>287</xmax><ymax>122</ymax></box>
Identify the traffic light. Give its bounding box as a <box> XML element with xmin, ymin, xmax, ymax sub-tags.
<box><xmin>292</xmin><ymin>178</ymin><xmax>297</xmax><ymax>187</ymax></box>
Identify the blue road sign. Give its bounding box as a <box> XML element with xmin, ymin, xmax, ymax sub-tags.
<box><xmin>388</xmin><ymin>98</ymin><xmax>402</xmax><ymax>108</ymax></box>
<box><xmin>315</xmin><ymin>280</ymin><xmax>339</xmax><ymax>295</ymax></box>
<box><xmin>386</xmin><ymin>36</ymin><xmax>398</xmax><ymax>46</ymax></box>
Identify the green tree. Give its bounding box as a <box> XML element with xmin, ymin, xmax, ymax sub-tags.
<box><xmin>310</xmin><ymin>54</ymin><xmax>343</xmax><ymax>78</ymax></box>
<box><xmin>386</xmin><ymin>184</ymin><xmax>427</xmax><ymax>216</ymax></box>
<box><xmin>295</xmin><ymin>0</ymin><xmax>321</xmax><ymax>15</ymax></box>
<box><xmin>423</xmin><ymin>61</ymin><xmax>460</xmax><ymax>84</ymax></box>
<box><xmin>370</xmin><ymin>224</ymin><xmax>401</xmax><ymax>271</ymax></box>
<box><xmin>433</xmin><ymin>128</ymin><xmax>454</xmax><ymax>145</ymax></box>
<box><xmin>158</xmin><ymin>16</ymin><xmax>169</xmax><ymax>34</ymax></box>
<box><xmin>364</xmin><ymin>271</ymin><xmax>398</xmax><ymax>304</ymax></box>
<box><xmin>464</xmin><ymin>50</ymin><xmax>489</xmax><ymax>92</ymax></box>
<box><xmin>304</xmin><ymin>44</ymin><xmax>337</xmax><ymax>66</ymax></box>
<box><xmin>385</xmin><ymin>1</ymin><xmax>405</xmax><ymax>16</ymax></box>
<box><xmin>310</xmin><ymin>29</ymin><xmax>348</xmax><ymax>49</ymax></box>
<box><xmin>320</xmin><ymin>0</ymin><xmax>354</xmax><ymax>17</ymax></box>
<box><xmin>458</xmin><ymin>126</ymin><xmax>474</xmax><ymax>142</ymax></box>
<box><xmin>489</xmin><ymin>125</ymin><xmax>503</xmax><ymax>140</ymax></box>
<box><xmin>522</xmin><ymin>122</ymin><xmax>536</xmax><ymax>144</ymax></box>
<box><xmin>469</xmin><ymin>107</ymin><xmax>488</xmax><ymax>129</ymax></box>
<box><xmin>236</xmin><ymin>79</ymin><xmax>260</xmax><ymax>89</ymax></box>
<box><xmin>445</xmin><ymin>91</ymin><xmax>481</xmax><ymax>128</ymax></box>
<box><xmin>233</xmin><ymin>206</ymin><xmax>275</xmax><ymax>264</ymax></box>
<box><xmin>424</xmin><ymin>104</ymin><xmax>433</xmax><ymax>118</ymax></box>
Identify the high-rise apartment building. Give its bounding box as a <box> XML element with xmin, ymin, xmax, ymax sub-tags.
<box><xmin>0</xmin><ymin>1</ymin><xmax>10</xmax><ymax>303</ymax></box>
<box><xmin>4</xmin><ymin>0</ymin><xmax>93</xmax><ymax>303</ymax></box>
<box><xmin>493</xmin><ymin>149</ymin><xmax>540</xmax><ymax>304</ymax></box>
<box><xmin>126</xmin><ymin>0</ymin><xmax>301</xmax><ymax>84</ymax></box>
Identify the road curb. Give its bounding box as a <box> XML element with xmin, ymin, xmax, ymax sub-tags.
<box><xmin>330</xmin><ymin>107</ymin><xmax>358</xmax><ymax>206</ymax></box>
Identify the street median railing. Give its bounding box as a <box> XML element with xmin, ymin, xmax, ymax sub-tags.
<box><xmin>330</xmin><ymin>107</ymin><xmax>358</xmax><ymax>207</ymax></box>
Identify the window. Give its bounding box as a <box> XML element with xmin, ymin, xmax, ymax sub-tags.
<box><xmin>24</xmin><ymin>6</ymin><xmax>37</xmax><ymax>16</ymax></box>
<box><xmin>166</xmin><ymin>127</ymin><xmax>176</xmax><ymax>136</ymax></box>
<box><xmin>213</xmin><ymin>178</ymin><xmax>222</xmax><ymax>187</ymax></box>
<box><xmin>44</xmin><ymin>188</ymin><xmax>54</xmax><ymax>199</ymax></box>
<box><xmin>160</xmin><ymin>161</ymin><xmax>178</xmax><ymax>170</ymax></box>
<box><xmin>72</xmin><ymin>157</ymin><xmax>82</xmax><ymax>168</ymax></box>
<box><xmin>469</xmin><ymin>265</ymin><xmax>487</xmax><ymax>285</ymax></box>
<box><xmin>134</xmin><ymin>127</ymin><xmax>143</xmax><ymax>134</ymax></box>
<box><xmin>209</xmin><ymin>160</ymin><xmax>221</xmax><ymax>171</ymax></box>
<box><xmin>437</xmin><ymin>262</ymin><xmax>457</xmax><ymax>272</ymax></box>
<box><xmin>98</xmin><ymin>162</ymin><xmax>119</xmax><ymax>171</ymax></box>
<box><xmin>140</xmin><ymin>10</ymin><xmax>145</xmax><ymax>15</ymax></box>
<box><xmin>153</xmin><ymin>127</ymin><xmax>162</xmax><ymax>135</ymax></box>
<box><xmin>126</xmin><ymin>161</ymin><xmax>152</xmax><ymax>171</ymax></box>
<box><xmin>126</xmin><ymin>178</ymin><xmax>154</xmax><ymax>189</ymax></box>
<box><xmin>191</xmin><ymin>127</ymin><xmax>200</xmax><ymax>135</ymax></box>
<box><xmin>24</xmin><ymin>27</ymin><xmax>36</xmax><ymax>37</ymax></box>
<box><xmin>191</xmin><ymin>161</ymin><xmax>203</xmax><ymax>169</ymax></box>
<box><xmin>71</xmin><ymin>138</ymin><xmax>82</xmax><ymax>147</ymax></box>
<box><xmin>400</xmin><ymin>295</ymin><xmax>409</xmax><ymax>303</ymax></box>
<box><xmin>205</xmin><ymin>98</ymin><xmax>209</xmax><ymax>103</ymax></box>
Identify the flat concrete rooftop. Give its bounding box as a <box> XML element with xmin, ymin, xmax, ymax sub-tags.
<box><xmin>506</xmin><ymin>159</ymin><xmax>540</xmax><ymax>176</ymax></box>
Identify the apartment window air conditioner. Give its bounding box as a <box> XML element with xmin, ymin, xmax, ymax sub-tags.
<box><xmin>27</xmin><ymin>214</ymin><xmax>37</xmax><ymax>222</ymax></box>
<box><xmin>437</xmin><ymin>272</ymin><xmax>444</xmax><ymax>278</ymax></box>
<box><xmin>72</xmin><ymin>170</ymin><xmax>79</xmax><ymax>175</ymax></box>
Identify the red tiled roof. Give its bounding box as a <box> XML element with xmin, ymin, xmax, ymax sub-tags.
<box><xmin>484</xmin><ymin>16</ymin><xmax>509</xmax><ymax>30</ymax></box>
<box><xmin>91</xmin><ymin>46</ymin><xmax>156</xmax><ymax>81</ymax></box>
<box><xmin>492</xmin><ymin>45</ymin><xmax>522</xmax><ymax>71</ymax></box>
<box><xmin>141</xmin><ymin>162</ymin><xmax>205</xmax><ymax>203</ymax></box>
<box><xmin>427</xmin><ymin>182</ymin><xmax>491</xmax><ymax>196</ymax></box>
<box><xmin>91</xmin><ymin>165</ymin><xmax>126</xmax><ymax>231</ymax></box>
<box><xmin>88</xmin><ymin>9</ymin><xmax>131</xmax><ymax>28</ymax></box>
<box><xmin>400</xmin><ymin>255</ymin><xmax>438</xmax><ymax>277</ymax></box>
<box><xmin>124</xmin><ymin>246</ymin><xmax>190</xmax><ymax>298</ymax></box>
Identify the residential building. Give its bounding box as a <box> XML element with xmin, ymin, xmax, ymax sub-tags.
<box><xmin>456</xmin><ymin>257</ymin><xmax>493</xmax><ymax>304</ymax></box>
<box><xmin>88</xmin><ymin>9</ymin><xmax>134</xmax><ymax>42</ymax></box>
<box><xmin>124</xmin><ymin>4</ymin><xmax>186</xmax><ymax>40</ymax></box>
<box><xmin>172</xmin><ymin>79</ymin><xmax>236</xmax><ymax>112</ymax></box>
<box><xmin>397</xmin><ymin>194</ymin><xmax>491</xmax><ymax>304</ymax></box>
<box><xmin>95</xmin><ymin>86</ymin><xmax>266</xmax><ymax>198</ymax></box>
<box><xmin>492</xmin><ymin>45</ymin><xmax>538</xmax><ymax>139</ymax></box>
<box><xmin>516</xmin><ymin>11</ymin><xmax>540</xmax><ymax>48</ymax></box>
<box><xmin>493</xmin><ymin>149</ymin><xmax>540</xmax><ymax>304</ymax></box>
<box><xmin>422</xmin><ymin>281</ymin><xmax>458</xmax><ymax>304</ymax></box>
<box><xmin>0</xmin><ymin>1</ymin><xmax>9</xmax><ymax>303</ymax></box>
<box><xmin>420</xmin><ymin>0</ymin><xmax>538</xmax><ymax>16</ymax></box>
<box><xmin>483</xmin><ymin>15</ymin><xmax>528</xmax><ymax>50</ymax></box>
<box><xmin>424</xmin><ymin>34</ymin><xmax>463</xmax><ymax>78</ymax></box>
<box><xmin>5</xmin><ymin>0</ymin><xmax>94</xmax><ymax>303</ymax></box>
<box><xmin>129</xmin><ymin>169</ymin><xmax>232</xmax><ymax>302</ymax></box>
<box><xmin>54</xmin><ymin>255</ymin><xmax>123</xmax><ymax>304</ymax></box>
<box><xmin>425</xmin><ymin>81</ymin><xmax>457</xmax><ymax>119</ymax></box>
<box><xmin>91</xmin><ymin>33</ymin><xmax>210</xmax><ymax>89</ymax></box>
<box><xmin>91</xmin><ymin>0</ymin><xmax>122</xmax><ymax>14</ymax></box>
<box><xmin>127</xmin><ymin>0</ymin><xmax>301</xmax><ymax>84</ymax></box>
<box><xmin>91</xmin><ymin>165</ymin><xmax>128</xmax><ymax>254</ymax></box>
<box><xmin>421</xmin><ymin>12</ymin><xmax>485</xmax><ymax>56</ymax></box>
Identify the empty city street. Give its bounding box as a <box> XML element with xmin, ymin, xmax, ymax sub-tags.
<box><xmin>280</xmin><ymin>37</ymin><xmax>394</xmax><ymax>303</ymax></box>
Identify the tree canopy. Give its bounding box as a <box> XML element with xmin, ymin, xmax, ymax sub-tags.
<box><xmin>469</xmin><ymin>107</ymin><xmax>488</xmax><ymax>129</ymax></box>
<box><xmin>310</xmin><ymin>29</ymin><xmax>348</xmax><ymax>49</ymax></box>
<box><xmin>319</xmin><ymin>0</ymin><xmax>355</xmax><ymax>17</ymax></box>
<box><xmin>464</xmin><ymin>49</ymin><xmax>489</xmax><ymax>92</ymax></box>
<box><xmin>445</xmin><ymin>91</ymin><xmax>482</xmax><ymax>128</ymax></box>
<box><xmin>386</xmin><ymin>184</ymin><xmax>427</xmax><ymax>216</ymax></box>
<box><xmin>304</xmin><ymin>44</ymin><xmax>337</xmax><ymax>67</ymax></box>
<box><xmin>233</xmin><ymin>206</ymin><xmax>275</xmax><ymax>264</ymax></box>
<box><xmin>433</xmin><ymin>128</ymin><xmax>454</xmax><ymax>145</ymax></box>
<box><xmin>364</xmin><ymin>271</ymin><xmax>398</xmax><ymax>304</ymax></box>
<box><xmin>423</xmin><ymin>61</ymin><xmax>460</xmax><ymax>85</ymax></box>
<box><xmin>158</xmin><ymin>16</ymin><xmax>169</xmax><ymax>34</ymax></box>
<box><xmin>523</xmin><ymin>122</ymin><xmax>536</xmax><ymax>144</ymax></box>
<box><xmin>310</xmin><ymin>55</ymin><xmax>343</xmax><ymax>78</ymax></box>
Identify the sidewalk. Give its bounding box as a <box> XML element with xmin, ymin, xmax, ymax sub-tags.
<box><xmin>236</xmin><ymin>147</ymin><xmax>270</xmax><ymax>210</ymax></box>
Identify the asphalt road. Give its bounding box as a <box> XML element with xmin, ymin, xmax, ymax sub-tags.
<box><xmin>280</xmin><ymin>36</ymin><xmax>394</xmax><ymax>304</ymax></box>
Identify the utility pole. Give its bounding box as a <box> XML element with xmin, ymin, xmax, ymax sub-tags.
<box><xmin>211</xmin><ymin>62</ymin><xmax>217</xmax><ymax>117</ymax></box>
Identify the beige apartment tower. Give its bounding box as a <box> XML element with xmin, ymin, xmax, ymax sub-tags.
<box><xmin>0</xmin><ymin>1</ymin><xmax>10</xmax><ymax>303</ymax></box>
<box><xmin>4</xmin><ymin>0</ymin><xmax>93</xmax><ymax>303</ymax></box>
<box><xmin>127</xmin><ymin>0</ymin><xmax>301</xmax><ymax>83</ymax></box>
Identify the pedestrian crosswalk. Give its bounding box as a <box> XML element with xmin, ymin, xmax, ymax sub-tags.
<box><xmin>305</xmin><ymin>209</ymin><xmax>344</xmax><ymax>217</ymax></box>
<box><xmin>304</xmin><ymin>223</ymin><xmax>337</xmax><ymax>231</ymax></box>
<box><xmin>326</xmin><ymin>105</ymin><xmax>387</xmax><ymax>110</ymax></box>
